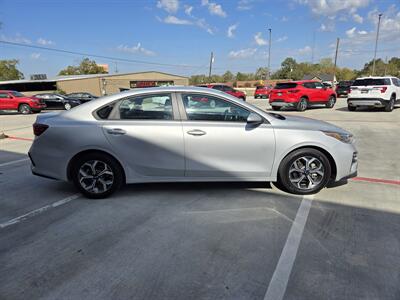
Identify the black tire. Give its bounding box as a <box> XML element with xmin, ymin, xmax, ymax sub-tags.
<box><xmin>277</xmin><ymin>148</ymin><xmax>331</xmax><ymax>195</ymax></box>
<box><xmin>348</xmin><ymin>105</ymin><xmax>356</xmax><ymax>111</ymax></box>
<box><xmin>71</xmin><ymin>152</ymin><xmax>124</xmax><ymax>199</ymax></box>
<box><xmin>240</xmin><ymin>97</ymin><xmax>246</xmax><ymax>101</ymax></box>
<box><xmin>296</xmin><ymin>97</ymin><xmax>308</xmax><ymax>111</ymax></box>
<box><xmin>32</xmin><ymin>110</ymin><xmax>41</xmax><ymax>114</ymax></box>
<box><xmin>385</xmin><ymin>96</ymin><xmax>395</xmax><ymax>112</ymax></box>
<box><xmin>271</xmin><ymin>106</ymin><xmax>281</xmax><ymax>111</ymax></box>
<box><xmin>326</xmin><ymin>96</ymin><xmax>336</xmax><ymax>108</ymax></box>
<box><xmin>18</xmin><ymin>104</ymin><xmax>32</xmax><ymax>114</ymax></box>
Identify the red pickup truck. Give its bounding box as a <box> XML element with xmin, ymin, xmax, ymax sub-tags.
<box><xmin>0</xmin><ymin>90</ymin><xmax>46</xmax><ymax>114</ymax></box>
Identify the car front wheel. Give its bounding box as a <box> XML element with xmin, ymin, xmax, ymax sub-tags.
<box><xmin>71</xmin><ymin>153</ymin><xmax>124</xmax><ymax>199</ymax></box>
<box><xmin>348</xmin><ymin>105</ymin><xmax>356</xmax><ymax>111</ymax></box>
<box><xmin>277</xmin><ymin>148</ymin><xmax>331</xmax><ymax>195</ymax></box>
<box><xmin>385</xmin><ymin>96</ymin><xmax>395</xmax><ymax>112</ymax></box>
<box><xmin>64</xmin><ymin>103</ymin><xmax>72</xmax><ymax>110</ymax></box>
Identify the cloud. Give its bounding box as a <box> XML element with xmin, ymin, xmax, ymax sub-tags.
<box><xmin>228</xmin><ymin>48</ymin><xmax>257</xmax><ymax>59</ymax></box>
<box><xmin>276</xmin><ymin>35</ymin><xmax>288</xmax><ymax>42</ymax></box>
<box><xmin>237</xmin><ymin>0</ymin><xmax>253</xmax><ymax>10</ymax></box>
<box><xmin>298</xmin><ymin>45</ymin><xmax>312</xmax><ymax>55</ymax></box>
<box><xmin>227</xmin><ymin>24</ymin><xmax>238</xmax><ymax>38</ymax></box>
<box><xmin>352</xmin><ymin>13</ymin><xmax>363</xmax><ymax>23</ymax></box>
<box><xmin>319</xmin><ymin>23</ymin><xmax>334</xmax><ymax>32</ymax></box>
<box><xmin>346</xmin><ymin>27</ymin><xmax>356</xmax><ymax>38</ymax></box>
<box><xmin>184</xmin><ymin>5</ymin><xmax>193</xmax><ymax>16</ymax></box>
<box><xmin>297</xmin><ymin>0</ymin><xmax>369</xmax><ymax>18</ymax></box>
<box><xmin>158</xmin><ymin>14</ymin><xmax>214</xmax><ymax>34</ymax></box>
<box><xmin>30</xmin><ymin>53</ymin><xmax>41</xmax><ymax>60</ymax></box>
<box><xmin>156</xmin><ymin>0</ymin><xmax>179</xmax><ymax>14</ymax></box>
<box><xmin>201</xmin><ymin>0</ymin><xmax>227</xmax><ymax>17</ymax></box>
<box><xmin>281</xmin><ymin>16</ymin><xmax>289</xmax><ymax>22</ymax></box>
<box><xmin>117</xmin><ymin>43</ymin><xmax>156</xmax><ymax>56</ymax></box>
<box><xmin>1</xmin><ymin>33</ymin><xmax>31</xmax><ymax>44</ymax></box>
<box><xmin>162</xmin><ymin>15</ymin><xmax>192</xmax><ymax>25</ymax></box>
<box><xmin>37</xmin><ymin>38</ymin><xmax>54</xmax><ymax>46</ymax></box>
<box><xmin>254</xmin><ymin>32</ymin><xmax>267</xmax><ymax>46</ymax></box>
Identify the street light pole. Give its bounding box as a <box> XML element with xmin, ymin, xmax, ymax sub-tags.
<box><xmin>372</xmin><ymin>13</ymin><xmax>383</xmax><ymax>76</ymax></box>
<box><xmin>267</xmin><ymin>28</ymin><xmax>271</xmax><ymax>80</ymax></box>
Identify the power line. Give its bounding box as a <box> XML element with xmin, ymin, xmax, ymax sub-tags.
<box><xmin>0</xmin><ymin>40</ymin><xmax>205</xmax><ymax>70</ymax></box>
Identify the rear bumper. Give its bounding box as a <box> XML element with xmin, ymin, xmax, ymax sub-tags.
<box><xmin>269</xmin><ymin>100</ymin><xmax>296</xmax><ymax>107</ymax></box>
<box><xmin>348</xmin><ymin>98</ymin><xmax>388</xmax><ymax>107</ymax></box>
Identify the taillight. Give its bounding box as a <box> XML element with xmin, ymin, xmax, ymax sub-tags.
<box><xmin>287</xmin><ymin>89</ymin><xmax>299</xmax><ymax>94</ymax></box>
<box><xmin>380</xmin><ymin>87</ymin><xmax>387</xmax><ymax>93</ymax></box>
<box><xmin>33</xmin><ymin>123</ymin><xmax>49</xmax><ymax>136</ymax></box>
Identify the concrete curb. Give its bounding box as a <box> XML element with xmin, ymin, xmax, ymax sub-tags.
<box><xmin>0</xmin><ymin>132</ymin><xmax>8</xmax><ymax>139</ymax></box>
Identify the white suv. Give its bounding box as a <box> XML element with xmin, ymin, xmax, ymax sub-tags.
<box><xmin>347</xmin><ymin>76</ymin><xmax>400</xmax><ymax>112</ymax></box>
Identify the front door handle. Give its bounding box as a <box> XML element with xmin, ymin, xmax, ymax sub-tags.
<box><xmin>106</xmin><ymin>128</ymin><xmax>126</xmax><ymax>135</ymax></box>
<box><xmin>187</xmin><ymin>129</ymin><xmax>206</xmax><ymax>136</ymax></box>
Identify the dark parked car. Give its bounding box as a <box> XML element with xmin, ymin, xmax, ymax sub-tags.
<box><xmin>336</xmin><ymin>81</ymin><xmax>354</xmax><ymax>97</ymax></box>
<box><xmin>66</xmin><ymin>92</ymin><xmax>98</xmax><ymax>103</ymax></box>
<box><xmin>34</xmin><ymin>93</ymin><xmax>81</xmax><ymax>110</ymax></box>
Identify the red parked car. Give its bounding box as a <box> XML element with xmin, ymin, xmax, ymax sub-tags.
<box><xmin>0</xmin><ymin>90</ymin><xmax>46</xmax><ymax>114</ymax></box>
<box><xmin>254</xmin><ymin>85</ymin><xmax>273</xmax><ymax>99</ymax></box>
<box><xmin>198</xmin><ymin>84</ymin><xmax>246</xmax><ymax>101</ymax></box>
<box><xmin>269</xmin><ymin>81</ymin><xmax>336</xmax><ymax>111</ymax></box>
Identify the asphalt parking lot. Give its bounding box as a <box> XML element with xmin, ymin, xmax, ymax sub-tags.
<box><xmin>1</xmin><ymin>98</ymin><xmax>399</xmax><ymax>300</ymax></box>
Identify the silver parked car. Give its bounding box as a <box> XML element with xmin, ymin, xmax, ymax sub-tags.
<box><xmin>29</xmin><ymin>86</ymin><xmax>358</xmax><ymax>198</ymax></box>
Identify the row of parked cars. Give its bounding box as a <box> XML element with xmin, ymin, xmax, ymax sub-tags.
<box><xmin>0</xmin><ymin>91</ymin><xmax>98</xmax><ymax>114</ymax></box>
<box><xmin>1</xmin><ymin>76</ymin><xmax>399</xmax><ymax>114</ymax></box>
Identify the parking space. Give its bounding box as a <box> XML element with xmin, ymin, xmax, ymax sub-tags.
<box><xmin>1</xmin><ymin>98</ymin><xmax>399</xmax><ymax>299</ymax></box>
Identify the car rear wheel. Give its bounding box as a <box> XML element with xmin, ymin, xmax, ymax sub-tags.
<box><xmin>277</xmin><ymin>148</ymin><xmax>331</xmax><ymax>195</ymax></box>
<box><xmin>71</xmin><ymin>153</ymin><xmax>124</xmax><ymax>199</ymax></box>
<box><xmin>348</xmin><ymin>105</ymin><xmax>356</xmax><ymax>111</ymax></box>
<box><xmin>326</xmin><ymin>96</ymin><xmax>335</xmax><ymax>108</ymax></box>
<box><xmin>296</xmin><ymin>97</ymin><xmax>308</xmax><ymax>111</ymax></box>
<box><xmin>18</xmin><ymin>104</ymin><xmax>32</xmax><ymax>114</ymax></box>
<box><xmin>271</xmin><ymin>106</ymin><xmax>280</xmax><ymax>111</ymax></box>
<box><xmin>385</xmin><ymin>96</ymin><xmax>395</xmax><ymax>112</ymax></box>
<box><xmin>64</xmin><ymin>103</ymin><xmax>72</xmax><ymax>110</ymax></box>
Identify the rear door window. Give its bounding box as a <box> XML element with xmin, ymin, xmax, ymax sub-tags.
<box><xmin>117</xmin><ymin>93</ymin><xmax>173</xmax><ymax>120</ymax></box>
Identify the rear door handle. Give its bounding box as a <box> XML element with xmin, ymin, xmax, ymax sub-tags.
<box><xmin>187</xmin><ymin>129</ymin><xmax>206</xmax><ymax>136</ymax></box>
<box><xmin>106</xmin><ymin>128</ymin><xmax>126</xmax><ymax>135</ymax></box>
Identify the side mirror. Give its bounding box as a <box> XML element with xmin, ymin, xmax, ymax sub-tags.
<box><xmin>247</xmin><ymin>113</ymin><xmax>263</xmax><ymax>124</ymax></box>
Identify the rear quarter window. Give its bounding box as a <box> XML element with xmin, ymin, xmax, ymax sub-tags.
<box><xmin>274</xmin><ymin>83</ymin><xmax>297</xmax><ymax>89</ymax></box>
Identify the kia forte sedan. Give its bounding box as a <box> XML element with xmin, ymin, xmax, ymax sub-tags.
<box><xmin>29</xmin><ymin>86</ymin><xmax>358</xmax><ymax>198</ymax></box>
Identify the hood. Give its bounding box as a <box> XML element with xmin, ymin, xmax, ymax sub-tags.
<box><xmin>272</xmin><ymin>114</ymin><xmax>350</xmax><ymax>135</ymax></box>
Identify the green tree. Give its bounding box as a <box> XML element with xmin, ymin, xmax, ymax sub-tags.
<box><xmin>0</xmin><ymin>59</ymin><xmax>24</xmax><ymax>80</ymax></box>
<box><xmin>58</xmin><ymin>58</ymin><xmax>107</xmax><ymax>75</ymax></box>
<box><xmin>255</xmin><ymin>67</ymin><xmax>268</xmax><ymax>80</ymax></box>
<box><xmin>222</xmin><ymin>70</ymin><xmax>234</xmax><ymax>82</ymax></box>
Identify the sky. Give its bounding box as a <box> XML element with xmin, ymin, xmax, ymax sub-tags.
<box><xmin>0</xmin><ymin>0</ymin><xmax>399</xmax><ymax>78</ymax></box>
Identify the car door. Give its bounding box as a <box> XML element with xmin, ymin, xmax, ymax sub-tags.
<box><xmin>0</xmin><ymin>92</ymin><xmax>13</xmax><ymax>109</ymax></box>
<box><xmin>313</xmin><ymin>82</ymin><xmax>327</xmax><ymax>102</ymax></box>
<box><xmin>303</xmin><ymin>82</ymin><xmax>317</xmax><ymax>102</ymax></box>
<box><xmin>101</xmin><ymin>92</ymin><xmax>185</xmax><ymax>179</ymax></box>
<box><xmin>178</xmin><ymin>92</ymin><xmax>275</xmax><ymax>179</ymax></box>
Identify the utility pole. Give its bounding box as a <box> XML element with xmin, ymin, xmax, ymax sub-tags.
<box><xmin>267</xmin><ymin>28</ymin><xmax>272</xmax><ymax>80</ymax></box>
<box><xmin>114</xmin><ymin>61</ymin><xmax>118</xmax><ymax>73</ymax></box>
<box><xmin>384</xmin><ymin>56</ymin><xmax>388</xmax><ymax>75</ymax></box>
<box><xmin>372</xmin><ymin>13</ymin><xmax>383</xmax><ymax>76</ymax></box>
<box><xmin>333</xmin><ymin>37</ymin><xmax>340</xmax><ymax>85</ymax></box>
<box><xmin>311</xmin><ymin>31</ymin><xmax>316</xmax><ymax>64</ymax></box>
<box><xmin>208</xmin><ymin>51</ymin><xmax>214</xmax><ymax>82</ymax></box>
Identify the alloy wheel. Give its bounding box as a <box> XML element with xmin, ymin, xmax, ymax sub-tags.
<box><xmin>78</xmin><ymin>160</ymin><xmax>114</xmax><ymax>194</ymax></box>
<box><xmin>288</xmin><ymin>156</ymin><xmax>324</xmax><ymax>190</ymax></box>
<box><xmin>64</xmin><ymin>103</ymin><xmax>72</xmax><ymax>110</ymax></box>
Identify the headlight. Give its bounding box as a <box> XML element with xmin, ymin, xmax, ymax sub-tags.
<box><xmin>323</xmin><ymin>131</ymin><xmax>355</xmax><ymax>144</ymax></box>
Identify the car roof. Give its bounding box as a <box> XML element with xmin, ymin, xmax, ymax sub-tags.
<box><xmin>356</xmin><ymin>76</ymin><xmax>394</xmax><ymax>79</ymax></box>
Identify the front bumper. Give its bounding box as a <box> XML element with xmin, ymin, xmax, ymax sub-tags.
<box><xmin>348</xmin><ymin>98</ymin><xmax>388</xmax><ymax>107</ymax></box>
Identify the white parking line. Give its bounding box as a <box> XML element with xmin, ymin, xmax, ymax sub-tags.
<box><xmin>0</xmin><ymin>158</ymin><xmax>30</xmax><ymax>167</ymax></box>
<box><xmin>264</xmin><ymin>195</ymin><xmax>314</xmax><ymax>300</ymax></box>
<box><xmin>0</xmin><ymin>193</ymin><xmax>80</xmax><ymax>229</ymax></box>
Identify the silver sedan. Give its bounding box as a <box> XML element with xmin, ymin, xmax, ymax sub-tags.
<box><xmin>29</xmin><ymin>86</ymin><xmax>358</xmax><ymax>198</ymax></box>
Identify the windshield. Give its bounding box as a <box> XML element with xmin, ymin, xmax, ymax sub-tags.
<box><xmin>274</xmin><ymin>83</ymin><xmax>297</xmax><ymax>89</ymax></box>
<box><xmin>352</xmin><ymin>78</ymin><xmax>390</xmax><ymax>86</ymax></box>
<box><xmin>10</xmin><ymin>91</ymin><xmax>25</xmax><ymax>97</ymax></box>
<box><xmin>338</xmin><ymin>81</ymin><xmax>352</xmax><ymax>87</ymax></box>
